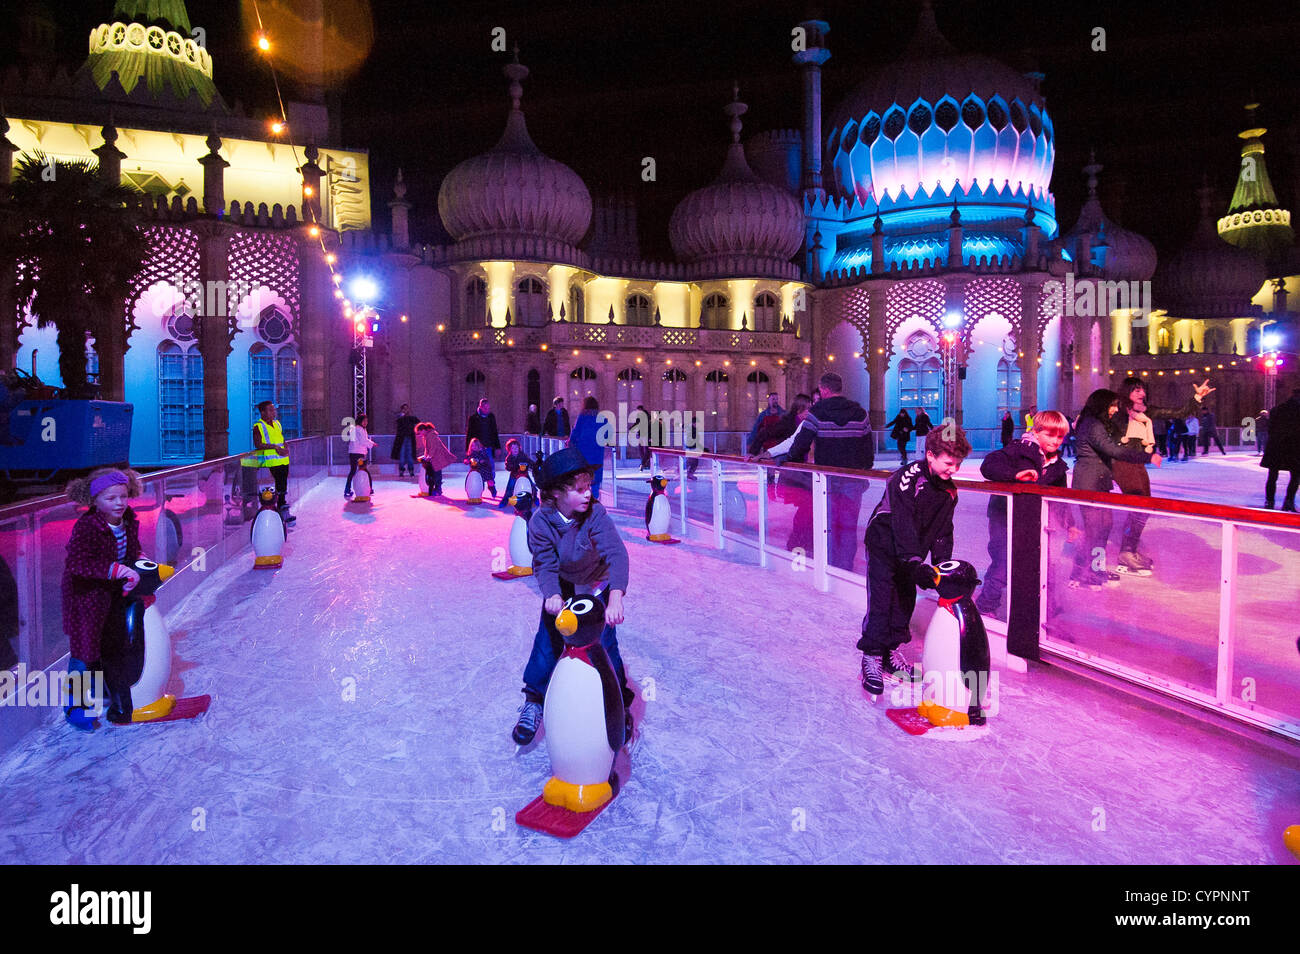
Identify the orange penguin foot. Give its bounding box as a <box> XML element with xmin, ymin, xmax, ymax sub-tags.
<box><xmin>1285</xmin><ymin>825</ymin><xmax>1300</xmax><ymax>860</ymax></box>
<box><xmin>917</xmin><ymin>699</ymin><xmax>970</xmax><ymax>728</ymax></box>
<box><xmin>507</xmin><ymin>566</ymin><xmax>533</xmax><ymax>577</ymax></box>
<box><xmin>132</xmin><ymin>694</ymin><xmax>177</xmax><ymax>722</ymax></box>
<box><xmin>542</xmin><ymin>776</ymin><xmax>612</xmax><ymax>813</ymax></box>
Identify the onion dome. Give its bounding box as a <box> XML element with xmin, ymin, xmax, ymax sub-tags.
<box><xmin>825</xmin><ymin>0</ymin><xmax>1053</xmax><ymax>207</ymax></box>
<box><xmin>83</xmin><ymin>0</ymin><xmax>219</xmax><ymax>107</ymax></box>
<box><xmin>437</xmin><ymin>55</ymin><xmax>592</xmax><ymax>251</ymax></box>
<box><xmin>1063</xmin><ymin>153</ymin><xmax>1157</xmax><ymax>281</ymax></box>
<box><xmin>1216</xmin><ymin>104</ymin><xmax>1294</xmax><ymax>264</ymax></box>
<box><xmin>1156</xmin><ymin>183</ymin><xmax>1267</xmax><ymax>319</ymax></box>
<box><xmin>668</xmin><ymin>87</ymin><xmax>803</xmax><ymax>270</ymax></box>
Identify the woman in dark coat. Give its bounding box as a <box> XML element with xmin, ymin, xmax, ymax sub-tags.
<box><xmin>1070</xmin><ymin>388</ymin><xmax>1158</xmax><ymax>588</ymax></box>
<box><xmin>1108</xmin><ymin>377</ymin><xmax>1210</xmax><ymax>573</ymax></box>
<box><xmin>888</xmin><ymin>409</ymin><xmax>914</xmax><ymax>463</ymax></box>
<box><xmin>1000</xmin><ymin>410</ymin><xmax>1015</xmax><ymax>446</ymax></box>
<box><xmin>1261</xmin><ymin>389</ymin><xmax>1300</xmax><ymax>510</ymax></box>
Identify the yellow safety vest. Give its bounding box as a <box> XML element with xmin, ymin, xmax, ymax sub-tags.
<box><xmin>243</xmin><ymin>419</ymin><xmax>289</xmax><ymax>467</ymax></box>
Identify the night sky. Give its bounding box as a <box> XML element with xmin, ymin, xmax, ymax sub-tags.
<box><xmin>10</xmin><ymin>0</ymin><xmax>1300</xmax><ymax>261</ymax></box>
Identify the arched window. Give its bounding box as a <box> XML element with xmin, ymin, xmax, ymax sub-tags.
<box><xmin>464</xmin><ymin>277</ymin><xmax>487</xmax><ymax>328</ymax></box>
<box><xmin>662</xmin><ymin>368</ymin><xmax>688</xmax><ymax>411</ymax></box>
<box><xmin>753</xmin><ymin>292</ymin><xmax>779</xmax><ymax>332</ymax></box>
<box><xmin>898</xmin><ymin>333</ymin><xmax>941</xmax><ymax>422</ymax></box>
<box><xmin>745</xmin><ymin>370</ymin><xmax>770</xmax><ymax>414</ymax></box>
<box><xmin>997</xmin><ymin>340</ymin><xmax>1021</xmax><ymax>420</ymax></box>
<box><xmin>616</xmin><ymin>367</ymin><xmax>644</xmax><ymax>406</ymax></box>
<box><xmin>626</xmin><ymin>294</ymin><xmax>652</xmax><ymax>326</ymax></box>
<box><xmin>257</xmin><ymin>307</ymin><xmax>292</xmax><ymax>344</ymax></box>
<box><xmin>158</xmin><ymin>341</ymin><xmax>204</xmax><ymax>458</ymax></box>
<box><xmin>568</xmin><ymin>365</ymin><xmax>598</xmax><ymax>404</ymax></box>
<box><xmin>527</xmin><ymin>368</ymin><xmax>541</xmax><ymax>410</ymax></box>
<box><xmin>701</xmin><ymin>293</ymin><xmax>728</xmax><ymax>330</ymax></box>
<box><xmin>275</xmin><ymin>345</ymin><xmax>301</xmax><ymax>438</ymax></box>
<box><xmin>516</xmin><ymin>277</ymin><xmax>547</xmax><ymax>325</ymax></box>
<box><xmin>704</xmin><ymin>369</ymin><xmax>730</xmax><ymax>426</ymax></box>
<box><xmin>463</xmin><ymin>370</ymin><xmax>487</xmax><ymax>427</ymax></box>
<box><xmin>568</xmin><ymin>282</ymin><xmax>585</xmax><ymax>323</ymax></box>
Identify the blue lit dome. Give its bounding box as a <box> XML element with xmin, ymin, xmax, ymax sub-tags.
<box><xmin>820</xmin><ymin>1</ymin><xmax>1057</xmax><ymax>272</ymax></box>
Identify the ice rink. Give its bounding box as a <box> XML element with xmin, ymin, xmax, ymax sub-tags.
<box><xmin>1</xmin><ymin>463</ymin><xmax>1297</xmax><ymax>864</ymax></box>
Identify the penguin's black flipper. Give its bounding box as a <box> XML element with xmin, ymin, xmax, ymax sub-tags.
<box><xmin>644</xmin><ymin>494</ymin><xmax>654</xmax><ymax>530</ymax></box>
<box><xmin>957</xmin><ymin>597</ymin><xmax>992</xmax><ymax>723</ymax></box>
<box><xmin>588</xmin><ymin>643</ymin><xmax>627</xmax><ymax>752</ymax></box>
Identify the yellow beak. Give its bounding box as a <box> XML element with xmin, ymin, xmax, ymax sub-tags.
<box><xmin>508</xmin><ymin>495</ymin><xmax>518</xmax><ymax>506</ymax></box>
<box><xmin>555</xmin><ymin>609</ymin><xmax>578</xmax><ymax>637</ymax></box>
<box><xmin>158</xmin><ymin>564</ymin><xmax>176</xmax><ymax>582</ymax></box>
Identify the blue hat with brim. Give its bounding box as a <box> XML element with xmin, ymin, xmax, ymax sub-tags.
<box><xmin>537</xmin><ymin>446</ymin><xmax>595</xmax><ymax>490</ymax></box>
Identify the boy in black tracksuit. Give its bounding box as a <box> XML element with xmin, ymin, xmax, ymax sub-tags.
<box><xmin>858</xmin><ymin>425</ymin><xmax>971</xmax><ymax>696</ymax></box>
<box><xmin>975</xmin><ymin>411</ymin><xmax>1071</xmax><ymax>617</ymax></box>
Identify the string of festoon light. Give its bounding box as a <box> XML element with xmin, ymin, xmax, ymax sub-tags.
<box><xmin>248</xmin><ymin>0</ymin><xmax>383</xmax><ymax>340</ymax></box>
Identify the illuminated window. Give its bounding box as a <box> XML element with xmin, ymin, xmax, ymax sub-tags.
<box><xmin>662</xmin><ymin>368</ymin><xmax>688</xmax><ymax>411</ymax></box>
<box><xmin>516</xmin><ymin>277</ymin><xmax>547</xmax><ymax>325</ymax></box>
<box><xmin>158</xmin><ymin>340</ymin><xmax>204</xmax><ymax>458</ymax></box>
<box><xmin>616</xmin><ymin>367</ymin><xmax>644</xmax><ymax>405</ymax></box>
<box><xmin>569</xmin><ymin>365</ymin><xmax>598</xmax><ymax>404</ymax></box>
<box><xmin>701</xmin><ymin>293</ymin><xmax>728</xmax><ymax>329</ymax></box>
<box><xmin>907</xmin><ymin>102</ymin><xmax>932</xmax><ymax>135</ymax></box>
<box><xmin>753</xmin><ymin>292</ymin><xmax>779</xmax><ymax>332</ymax></box>
<box><xmin>898</xmin><ymin>333</ymin><xmax>940</xmax><ymax>422</ymax></box>
<box><xmin>997</xmin><ymin>355</ymin><xmax>1021</xmax><ymax>419</ymax></box>
<box><xmin>568</xmin><ymin>282</ymin><xmax>585</xmax><ymax>323</ymax></box>
<box><xmin>626</xmin><ymin>293</ymin><xmax>652</xmax><ymax>326</ymax></box>
<box><xmin>705</xmin><ymin>369</ymin><xmax>730</xmax><ymax>424</ymax></box>
<box><xmin>935</xmin><ymin>100</ymin><xmax>959</xmax><ymax>132</ymax></box>
<box><xmin>883</xmin><ymin>108</ymin><xmax>906</xmax><ymax>141</ymax></box>
<box><xmin>464</xmin><ymin>277</ymin><xmax>487</xmax><ymax>327</ymax></box>
<box><xmin>274</xmin><ymin>345</ymin><xmax>301</xmax><ymax>438</ymax></box>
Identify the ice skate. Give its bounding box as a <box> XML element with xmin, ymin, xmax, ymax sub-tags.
<box><xmin>1115</xmin><ymin>551</ymin><xmax>1152</xmax><ymax>577</ymax></box>
<box><xmin>861</xmin><ymin>653</ymin><xmax>884</xmax><ymax>698</ymax></box>
<box><xmin>883</xmin><ymin>647</ymin><xmax>921</xmax><ymax>683</ymax></box>
<box><xmin>511</xmin><ymin>699</ymin><xmax>542</xmax><ymax>745</ymax></box>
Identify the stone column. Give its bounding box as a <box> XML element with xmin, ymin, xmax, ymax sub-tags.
<box><xmin>298</xmin><ymin>231</ymin><xmax>333</xmax><ymax>437</ymax></box>
<box><xmin>388</xmin><ymin>170</ymin><xmax>412</xmax><ymax>251</ymax></box>
<box><xmin>92</xmin><ymin>123</ymin><xmax>129</xmax><ymax>399</ymax></box>
<box><xmin>0</xmin><ymin>118</ymin><xmax>17</xmax><ymax>373</ymax></box>
<box><xmin>199</xmin><ymin>132</ymin><xmax>228</xmax><ymax>215</ymax></box>
<box><xmin>1017</xmin><ymin>278</ymin><xmax>1043</xmax><ymax>421</ymax></box>
<box><xmin>942</xmin><ymin>273</ymin><xmax>970</xmax><ymax>424</ymax></box>
<box><xmin>193</xmin><ymin>221</ymin><xmax>234</xmax><ymax>459</ymax></box>
<box><xmin>867</xmin><ymin>283</ymin><xmax>889</xmax><ymax>431</ymax></box>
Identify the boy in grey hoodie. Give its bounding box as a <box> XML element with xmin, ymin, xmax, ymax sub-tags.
<box><xmin>511</xmin><ymin>447</ymin><xmax>634</xmax><ymax>745</ymax></box>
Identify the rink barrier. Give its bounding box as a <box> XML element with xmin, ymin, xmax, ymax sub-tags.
<box><xmin>541</xmin><ymin>437</ymin><xmax>1299</xmax><ymax>744</ymax></box>
<box><xmin>0</xmin><ymin>436</ymin><xmax>330</xmax><ymax>754</ymax></box>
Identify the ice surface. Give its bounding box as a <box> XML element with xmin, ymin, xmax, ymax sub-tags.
<box><xmin>0</xmin><ymin>472</ymin><xmax>1296</xmax><ymax>864</ymax></box>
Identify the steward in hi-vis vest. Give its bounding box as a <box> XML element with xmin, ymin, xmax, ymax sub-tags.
<box><xmin>241</xmin><ymin>401</ymin><xmax>295</xmax><ymax>523</ymax></box>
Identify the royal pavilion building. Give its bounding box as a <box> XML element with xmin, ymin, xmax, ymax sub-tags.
<box><xmin>4</xmin><ymin>0</ymin><xmax>1295</xmax><ymax>466</ymax></box>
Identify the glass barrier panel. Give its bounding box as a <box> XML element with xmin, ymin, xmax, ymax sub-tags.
<box><xmin>681</xmin><ymin>457</ymin><xmax>712</xmax><ymax>526</ymax></box>
<box><xmin>719</xmin><ymin>460</ymin><xmax>761</xmax><ymax>561</ymax></box>
<box><xmin>1043</xmin><ymin>498</ymin><xmax>1221</xmax><ymax>696</ymax></box>
<box><xmin>766</xmin><ymin>465</ymin><xmax>813</xmax><ymax>559</ymax></box>
<box><xmin>34</xmin><ymin>501</ymin><xmax>80</xmax><ymax>671</ymax></box>
<box><xmin>955</xmin><ymin>488</ymin><xmax>1009</xmax><ymax>624</ymax></box>
<box><xmin>1230</xmin><ymin>524</ymin><xmax>1300</xmax><ymax>725</ymax></box>
<box><xmin>825</xmin><ymin>472</ymin><xmax>873</xmax><ymax>578</ymax></box>
<box><xmin>0</xmin><ymin>517</ymin><xmax>22</xmax><ymax>684</ymax></box>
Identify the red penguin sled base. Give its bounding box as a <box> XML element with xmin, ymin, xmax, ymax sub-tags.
<box><xmin>515</xmin><ymin>772</ymin><xmax>620</xmax><ymax>837</ymax></box>
<box><xmin>109</xmin><ymin>693</ymin><xmax>211</xmax><ymax>726</ymax></box>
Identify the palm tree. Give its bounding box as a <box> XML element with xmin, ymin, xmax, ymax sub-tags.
<box><xmin>0</xmin><ymin>151</ymin><xmax>148</xmax><ymax>398</ymax></box>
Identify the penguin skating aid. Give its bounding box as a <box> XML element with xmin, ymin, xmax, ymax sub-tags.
<box><xmin>350</xmin><ymin>461</ymin><xmax>373</xmax><ymax>504</ymax></box>
<box><xmin>644</xmin><ymin>475</ymin><xmax>681</xmax><ymax>544</ymax></box>
<box><xmin>885</xmin><ymin>560</ymin><xmax>992</xmax><ymax>739</ymax></box>
<box><xmin>100</xmin><ymin>559</ymin><xmax>211</xmax><ymax>725</ymax></box>
<box><xmin>464</xmin><ymin>468</ymin><xmax>484</xmax><ymax>505</ymax></box>
<box><xmin>492</xmin><ymin>491</ymin><xmax>536</xmax><ymax>580</ymax></box>
<box><xmin>516</xmin><ymin>594</ymin><xmax>626</xmax><ymax>837</ymax></box>
<box><xmin>251</xmin><ymin>489</ymin><xmax>286</xmax><ymax>569</ymax></box>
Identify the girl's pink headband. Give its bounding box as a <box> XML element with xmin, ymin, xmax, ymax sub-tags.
<box><xmin>89</xmin><ymin>471</ymin><xmax>128</xmax><ymax>499</ymax></box>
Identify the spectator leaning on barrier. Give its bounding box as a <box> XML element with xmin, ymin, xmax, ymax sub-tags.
<box><xmin>1261</xmin><ymin>388</ymin><xmax>1300</xmax><ymax>511</ymax></box>
<box><xmin>1070</xmin><ymin>388</ymin><xmax>1160</xmax><ymax>589</ymax></box>
<box><xmin>542</xmin><ymin>396</ymin><xmax>570</xmax><ymax>439</ymax></box>
<box><xmin>392</xmin><ymin>404</ymin><xmax>419</xmax><ymax>478</ymax></box>
<box><xmin>467</xmin><ymin>398</ymin><xmax>501</xmax><ymax>464</ymax></box>
<box><xmin>785</xmin><ymin>372</ymin><xmax>875</xmax><ymax>572</ymax></box>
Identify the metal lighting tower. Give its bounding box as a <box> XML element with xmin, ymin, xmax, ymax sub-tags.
<box><xmin>352</xmin><ymin>311</ymin><xmax>372</xmax><ymax>421</ymax></box>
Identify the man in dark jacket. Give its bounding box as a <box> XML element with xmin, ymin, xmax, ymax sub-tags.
<box><xmin>1199</xmin><ymin>408</ymin><xmax>1226</xmax><ymax>455</ymax></box>
<box><xmin>392</xmin><ymin>404</ymin><xmax>419</xmax><ymax>478</ymax></box>
<box><xmin>1000</xmin><ymin>410</ymin><xmax>1015</xmax><ymax>447</ymax></box>
<box><xmin>745</xmin><ymin>392</ymin><xmax>785</xmax><ymax>455</ymax></box>
<box><xmin>542</xmin><ymin>396</ymin><xmax>570</xmax><ymax>439</ymax></box>
<box><xmin>786</xmin><ymin>372</ymin><xmax>874</xmax><ymax>571</ymax></box>
<box><xmin>914</xmin><ymin>408</ymin><xmax>933</xmax><ymax>439</ymax></box>
<box><xmin>467</xmin><ymin>398</ymin><xmax>501</xmax><ymax>462</ymax></box>
<box><xmin>1262</xmin><ymin>389</ymin><xmax>1300</xmax><ymax>511</ymax></box>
